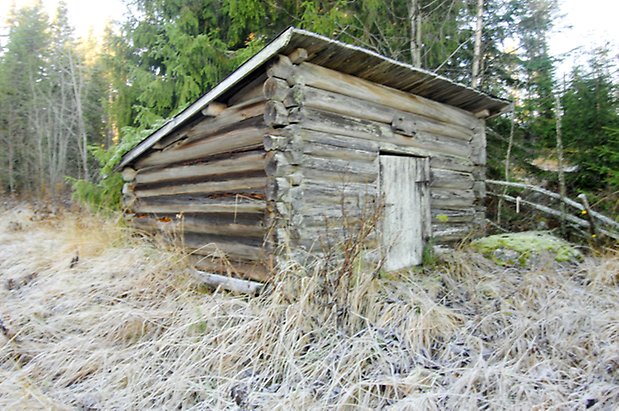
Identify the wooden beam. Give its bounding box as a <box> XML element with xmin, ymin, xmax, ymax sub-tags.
<box><xmin>191</xmin><ymin>269</ymin><xmax>264</xmax><ymax>295</ymax></box>
<box><xmin>288</xmin><ymin>48</ymin><xmax>309</xmax><ymax>64</ymax></box>
<box><xmin>201</xmin><ymin>102</ymin><xmax>228</xmax><ymax>117</ymax></box>
<box><xmin>288</xmin><ymin>62</ymin><xmax>479</xmax><ymax>129</ymax></box>
<box><xmin>121</xmin><ymin>167</ymin><xmax>137</xmax><ymax>182</ymax></box>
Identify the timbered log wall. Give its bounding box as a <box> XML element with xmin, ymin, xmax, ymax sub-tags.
<box><xmin>122</xmin><ymin>50</ymin><xmax>488</xmax><ymax>277</ymax></box>
<box><xmin>121</xmin><ymin>81</ymin><xmax>271</xmax><ymax>281</ymax></box>
<box><xmin>264</xmin><ymin>51</ymin><xmax>486</xmax><ymax>258</ymax></box>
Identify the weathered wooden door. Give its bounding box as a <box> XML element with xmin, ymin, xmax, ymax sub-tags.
<box><xmin>380</xmin><ymin>155</ymin><xmax>431</xmax><ymax>270</ymax></box>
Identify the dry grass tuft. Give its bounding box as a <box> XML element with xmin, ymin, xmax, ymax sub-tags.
<box><xmin>0</xmin><ymin>204</ymin><xmax>618</xmax><ymax>409</ymax></box>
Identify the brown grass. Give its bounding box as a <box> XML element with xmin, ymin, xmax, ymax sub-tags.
<box><xmin>0</xmin><ymin>203</ymin><xmax>617</xmax><ymax>409</ymax></box>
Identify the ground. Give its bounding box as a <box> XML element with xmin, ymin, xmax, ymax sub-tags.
<box><xmin>0</xmin><ymin>202</ymin><xmax>617</xmax><ymax>409</ymax></box>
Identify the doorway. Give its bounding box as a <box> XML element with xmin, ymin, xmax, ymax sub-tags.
<box><xmin>379</xmin><ymin>154</ymin><xmax>431</xmax><ymax>270</ymax></box>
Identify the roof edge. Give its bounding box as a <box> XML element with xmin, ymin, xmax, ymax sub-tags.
<box><xmin>116</xmin><ymin>27</ymin><xmax>296</xmax><ymax>171</ymax></box>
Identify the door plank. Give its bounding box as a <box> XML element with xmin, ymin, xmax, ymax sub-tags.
<box><xmin>380</xmin><ymin>155</ymin><xmax>431</xmax><ymax>270</ymax></box>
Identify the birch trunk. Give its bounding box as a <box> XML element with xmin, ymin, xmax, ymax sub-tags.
<box><xmin>471</xmin><ymin>0</ymin><xmax>484</xmax><ymax>88</ymax></box>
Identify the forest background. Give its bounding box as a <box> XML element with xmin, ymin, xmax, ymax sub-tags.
<box><xmin>0</xmin><ymin>0</ymin><xmax>617</xmax><ymax>220</ymax></box>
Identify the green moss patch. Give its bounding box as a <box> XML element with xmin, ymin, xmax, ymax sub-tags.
<box><xmin>471</xmin><ymin>231</ymin><xmax>582</xmax><ymax>266</ymax></box>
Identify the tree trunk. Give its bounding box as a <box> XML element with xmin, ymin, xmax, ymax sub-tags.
<box><xmin>409</xmin><ymin>0</ymin><xmax>422</xmax><ymax>67</ymax></box>
<box><xmin>555</xmin><ymin>94</ymin><xmax>567</xmax><ymax>236</ymax></box>
<box><xmin>471</xmin><ymin>0</ymin><xmax>484</xmax><ymax>88</ymax></box>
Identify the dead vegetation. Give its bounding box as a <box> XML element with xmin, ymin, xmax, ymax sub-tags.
<box><xmin>0</xmin><ymin>203</ymin><xmax>618</xmax><ymax>409</ymax></box>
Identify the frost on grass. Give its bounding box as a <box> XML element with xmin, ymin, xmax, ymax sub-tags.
<box><xmin>0</xmin><ymin>204</ymin><xmax>618</xmax><ymax>409</ymax></box>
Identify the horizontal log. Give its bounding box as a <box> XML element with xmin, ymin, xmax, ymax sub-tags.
<box><xmin>288</xmin><ymin>62</ymin><xmax>479</xmax><ymax>129</ymax></box>
<box><xmin>136</xmin><ymin>125</ymin><xmax>267</xmax><ymax>168</ymax></box>
<box><xmin>134</xmin><ymin>176</ymin><xmax>266</xmax><ymax>198</ymax></box>
<box><xmin>295</xmin><ymin>127</ymin><xmax>380</xmax><ymax>152</ymax></box>
<box><xmin>430</xmin><ymin>156</ymin><xmax>475</xmax><ymax>173</ymax></box>
<box><xmin>301</xmin><ymin>155</ymin><xmax>378</xmax><ymax>183</ymax></box>
<box><xmin>191</xmin><ymin>270</ymin><xmax>264</xmax><ymax>295</ymax></box>
<box><xmin>133</xmin><ymin>197</ymin><xmax>265</xmax><ymax>215</ymax></box>
<box><xmin>301</xmin><ymin>179</ymin><xmax>377</xmax><ymax>198</ymax></box>
<box><xmin>431</xmin><ymin>188</ymin><xmax>476</xmax><ymax>209</ymax></box>
<box><xmin>228</xmin><ymin>72</ymin><xmax>268</xmax><ymax>106</ymax></box>
<box><xmin>488</xmin><ymin>192</ymin><xmax>619</xmax><ymax>240</ymax></box>
<box><xmin>487</xmin><ymin>179</ymin><xmax>619</xmax><ymax>231</ymax></box>
<box><xmin>291</xmin><ymin>108</ymin><xmax>470</xmax><ymax>159</ymax></box>
<box><xmin>432</xmin><ymin>208</ymin><xmax>476</xmax><ymax>223</ymax></box>
<box><xmin>186</xmin><ymin>99</ymin><xmax>266</xmax><ymax>141</ymax></box>
<box><xmin>136</xmin><ymin>151</ymin><xmax>265</xmax><ymax>184</ymax></box>
<box><xmin>131</xmin><ymin>215</ymin><xmax>265</xmax><ymax>238</ymax></box>
<box><xmin>189</xmin><ymin>255</ymin><xmax>269</xmax><ymax>282</ymax></box>
<box><xmin>431</xmin><ymin>168</ymin><xmax>474</xmax><ymax>189</ymax></box>
<box><xmin>153</xmin><ymin>129</ymin><xmax>188</xmax><ymax>150</ymax></box>
<box><xmin>287</xmin><ymin>85</ymin><xmax>474</xmax><ymax>141</ymax></box>
<box><xmin>184</xmin><ymin>236</ymin><xmax>265</xmax><ymax>261</ymax></box>
<box><xmin>275</xmin><ymin>125</ymin><xmax>467</xmax><ymax>167</ymax></box>
<box><xmin>302</xmin><ymin>141</ymin><xmax>377</xmax><ymax>163</ymax></box>
<box><xmin>432</xmin><ymin>224</ymin><xmax>474</xmax><ymax>242</ymax></box>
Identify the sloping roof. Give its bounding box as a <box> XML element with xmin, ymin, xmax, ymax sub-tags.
<box><xmin>118</xmin><ymin>27</ymin><xmax>511</xmax><ymax>170</ymax></box>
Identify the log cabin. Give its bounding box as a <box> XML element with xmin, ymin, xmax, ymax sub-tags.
<box><xmin>117</xmin><ymin>27</ymin><xmax>511</xmax><ymax>282</ymax></box>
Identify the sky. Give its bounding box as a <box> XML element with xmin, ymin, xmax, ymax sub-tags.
<box><xmin>1</xmin><ymin>0</ymin><xmax>617</xmax><ymax>76</ymax></box>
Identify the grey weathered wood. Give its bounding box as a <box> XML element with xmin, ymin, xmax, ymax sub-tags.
<box><xmin>132</xmin><ymin>216</ymin><xmax>264</xmax><ymax>238</ymax></box>
<box><xmin>136</xmin><ymin>125</ymin><xmax>267</xmax><ymax>168</ymax></box>
<box><xmin>121</xmin><ymin>167</ymin><xmax>137</xmax><ymax>182</ymax></box>
<box><xmin>380</xmin><ymin>155</ymin><xmax>431</xmax><ymax>270</ymax></box>
<box><xmin>263</xmin><ymin>134</ymin><xmax>295</xmax><ymax>151</ymax></box>
<box><xmin>291</xmin><ymin>107</ymin><xmax>471</xmax><ymax>159</ymax></box>
<box><xmin>431</xmin><ymin>188</ymin><xmax>476</xmax><ymax>208</ymax></box>
<box><xmin>136</xmin><ymin>151</ymin><xmax>265</xmax><ymax>184</ymax></box>
<box><xmin>186</xmin><ymin>99</ymin><xmax>266</xmax><ymax>141</ymax></box>
<box><xmin>488</xmin><ymin>192</ymin><xmax>618</xmax><ymax>240</ymax></box>
<box><xmin>431</xmin><ymin>168</ymin><xmax>474</xmax><ymax>189</ymax></box>
<box><xmin>263</xmin><ymin>77</ymin><xmax>290</xmax><ymax>101</ymax></box>
<box><xmin>190</xmin><ymin>256</ymin><xmax>269</xmax><ymax>282</ymax></box>
<box><xmin>133</xmin><ymin>198</ymin><xmax>265</xmax><ymax>215</ymax></box>
<box><xmin>184</xmin><ymin>237</ymin><xmax>265</xmax><ymax>261</ymax></box>
<box><xmin>265</xmin><ymin>151</ymin><xmax>297</xmax><ymax>177</ymax></box>
<box><xmin>487</xmin><ymin>179</ymin><xmax>619</xmax><ymax>231</ymax></box>
<box><xmin>264</xmin><ymin>100</ymin><xmax>289</xmax><ymax>127</ymax></box>
<box><xmin>470</xmin><ymin>125</ymin><xmax>486</xmax><ymax>165</ymax></box>
<box><xmin>122</xmin><ymin>182</ymin><xmax>135</xmax><ymax>195</ymax></box>
<box><xmin>153</xmin><ymin>129</ymin><xmax>188</xmax><ymax>150</ymax></box>
<box><xmin>191</xmin><ymin>270</ymin><xmax>264</xmax><ymax>295</ymax></box>
<box><xmin>134</xmin><ymin>176</ymin><xmax>267</xmax><ymax>198</ymax></box>
<box><xmin>430</xmin><ymin>156</ymin><xmax>475</xmax><ymax>173</ymax></box>
<box><xmin>201</xmin><ymin>102</ymin><xmax>227</xmax><ymax>117</ymax></box>
<box><xmin>228</xmin><ymin>73</ymin><xmax>267</xmax><ymax>106</ymax></box>
<box><xmin>432</xmin><ymin>208</ymin><xmax>476</xmax><ymax>223</ymax></box>
<box><xmin>432</xmin><ymin>224</ymin><xmax>473</xmax><ymax>242</ymax></box>
<box><xmin>122</xmin><ymin>192</ymin><xmax>137</xmax><ymax>209</ymax></box>
<box><xmin>474</xmin><ymin>109</ymin><xmax>490</xmax><ymax>118</ymax></box>
<box><xmin>267</xmin><ymin>54</ymin><xmax>294</xmax><ymax>79</ymax></box>
<box><xmin>391</xmin><ymin>114</ymin><xmax>417</xmax><ymax>137</ymax></box>
<box><xmin>301</xmin><ymin>155</ymin><xmax>378</xmax><ymax>183</ymax></box>
<box><xmin>285</xmin><ymin>85</ymin><xmax>474</xmax><ymax>140</ymax></box>
<box><xmin>288</xmin><ymin>48</ymin><xmax>309</xmax><ymax>64</ymax></box>
<box><xmin>288</xmin><ymin>62</ymin><xmax>479</xmax><ymax>129</ymax></box>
